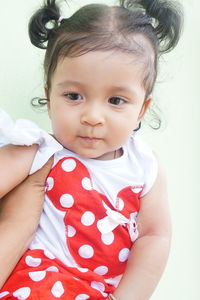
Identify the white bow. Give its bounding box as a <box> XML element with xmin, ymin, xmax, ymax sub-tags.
<box><xmin>97</xmin><ymin>202</ymin><xmax>138</xmax><ymax>242</ymax></box>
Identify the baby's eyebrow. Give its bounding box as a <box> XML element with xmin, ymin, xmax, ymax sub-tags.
<box><xmin>56</xmin><ymin>80</ymin><xmax>84</xmax><ymax>87</ymax></box>
<box><xmin>109</xmin><ymin>85</ymin><xmax>143</xmax><ymax>100</ymax></box>
<box><xmin>111</xmin><ymin>85</ymin><xmax>136</xmax><ymax>94</ymax></box>
<box><xmin>56</xmin><ymin>80</ymin><xmax>141</xmax><ymax>98</ymax></box>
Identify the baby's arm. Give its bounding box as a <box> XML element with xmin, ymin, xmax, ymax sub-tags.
<box><xmin>113</xmin><ymin>157</ymin><xmax>171</xmax><ymax>300</ymax></box>
<box><xmin>0</xmin><ymin>144</ymin><xmax>38</xmax><ymax>198</ymax></box>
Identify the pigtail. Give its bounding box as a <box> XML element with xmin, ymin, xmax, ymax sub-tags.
<box><xmin>28</xmin><ymin>0</ymin><xmax>62</xmax><ymax>49</ymax></box>
<box><xmin>120</xmin><ymin>0</ymin><xmax>183</xmax><ymax>53</ymax></box>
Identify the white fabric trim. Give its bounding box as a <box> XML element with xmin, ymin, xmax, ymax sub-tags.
<box><xmin>0</xmin><ymin>109</ymin><xmax>63</xmax><ymax>174</ymax></box>
<box><xmin>131</xmin><ymin>132</ymin><xmax>158</xmax><ymax>197</ymax></box>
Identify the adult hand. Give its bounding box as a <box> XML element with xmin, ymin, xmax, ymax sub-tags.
<box><xmin>0</xmin><ymin>158</ymin><xmax>53</xmax><ymax>289</ymax></box>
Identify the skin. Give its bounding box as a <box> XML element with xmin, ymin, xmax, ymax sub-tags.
<box><xmin>0</xmin><ymin>158</ymin><xmax>53</xmax><ymax>288</ymax></box>
<box><xmin>0</xmin><ymin>50</ymin><xmax>171</xmax><ymax>299</ymax></box>
<box><xmin>0</xmin><ymin>144</ymin><xmax>38</xmax><ymax>198</ymax></box>
<box><xmin>47</xmin><ymin>51</ymin><xmax>152</xmax><ymax>160</ymax></box>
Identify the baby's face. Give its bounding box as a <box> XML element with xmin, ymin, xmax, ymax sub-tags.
<box><xmin>47</xmin><ymin>50</ymin><xmax>151</xmax><ymax>160</ymax></box>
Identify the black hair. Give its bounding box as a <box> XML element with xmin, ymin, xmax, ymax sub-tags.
<box><xmin>29</xmin><ymin>0</ymin><xmax>183</xmax><ymax>129</ymax></box>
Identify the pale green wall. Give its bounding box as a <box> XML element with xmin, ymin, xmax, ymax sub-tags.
<box><xmin>0</xmin><ymin>1</ymin><xmax>199</xmax><ymax>299</ymax></box>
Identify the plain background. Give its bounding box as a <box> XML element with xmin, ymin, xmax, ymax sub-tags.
<box><xmin>0</xmin><ymin>0</ymin><xmax>199</xmax><ymax>299</ymax></box>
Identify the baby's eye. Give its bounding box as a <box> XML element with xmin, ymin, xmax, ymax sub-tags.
<box><xmin>109</xmin><ymin>97</ymin><xmax>126</xmax><ymax>106</ymax></box>
<box><xmin>65</xmin><ymin>93</ymin><xmax>82</xmax><ymax>101</ymax></box>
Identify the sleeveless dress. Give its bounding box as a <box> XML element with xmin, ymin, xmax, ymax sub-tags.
<box><xmin>0</xmin><ymin>109</ymin><xmax>157</xmax><ymax>300</ymax></box>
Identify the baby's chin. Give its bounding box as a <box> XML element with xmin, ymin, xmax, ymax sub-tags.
<box><xmin>68</xmin><ymin>148</ymin><xmax>114</xmax><ymax>161</ymax></box>
<box><xmin>51</xmin><ymin>135</ymin><xmax>116</xmax><ymax>160</ymax></box>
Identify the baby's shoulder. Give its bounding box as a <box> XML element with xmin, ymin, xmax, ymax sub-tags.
<box><xmin>126</xmin><ymin>134</ymin><xmax>158</xmax><ymax>197</ymax></box>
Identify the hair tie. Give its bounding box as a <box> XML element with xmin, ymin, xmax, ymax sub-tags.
<box><xmin>58</xmin><ymin>16</ymin><xmax>65</xmax><ymax>24</ymax></box>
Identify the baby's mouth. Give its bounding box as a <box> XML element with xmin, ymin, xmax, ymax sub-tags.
<box><xmin>79</xmin><ymin>136</ymin><xmax>101</xmax><ymax>142</ymax></box>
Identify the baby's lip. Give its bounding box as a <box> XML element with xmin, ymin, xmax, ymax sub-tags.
<box><xmin>79</xmin><ymin>136</ymin><xmax>102</xmax><ymax>140</ymax></box>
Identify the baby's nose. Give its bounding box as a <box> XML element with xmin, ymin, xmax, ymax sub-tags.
<box><xmin>80</xmin><ymin>103</ymin><xmax>105</xmax><ymax>126</ymax></box>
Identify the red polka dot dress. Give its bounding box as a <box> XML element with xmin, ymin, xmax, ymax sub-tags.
<box><xmin>0</xmin><ymin>120</ymin><xmax>158</xmax><ymax>300</ymax></box>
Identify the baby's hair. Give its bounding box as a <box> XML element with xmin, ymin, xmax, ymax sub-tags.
<box><xmin>29</xmin><ymin>0</ymin><xmax>183</xmax><ymax>128</ymax></box>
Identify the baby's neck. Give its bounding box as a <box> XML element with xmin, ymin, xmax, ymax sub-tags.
<box><xmin>95</xmin><ymin>148</ymin><xmax>123</xmax><ymax>161</ymax></box>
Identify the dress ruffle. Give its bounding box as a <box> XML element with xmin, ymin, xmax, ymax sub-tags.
<box><xmin>0</xmin><ymin>109</ymin><xmax>63</xmax><ymax>174</ymax></box>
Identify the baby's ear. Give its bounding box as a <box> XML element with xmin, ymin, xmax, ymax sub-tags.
<box><xmin>44</xmin><ymin>85</ymin><xmax>49</xmax><ymax>100</ymax></box>
<box><xmin>44</xmin><ymin>86</ymin><xmax>51</xmax><ymax>117</ymax></box>
<box><xmin>138</xmin><ymin>97</ymin><xmax>152</xmax><ymax>120</ymax></box>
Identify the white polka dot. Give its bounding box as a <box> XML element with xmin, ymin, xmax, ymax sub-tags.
<box><xmin>91</xmin><ymin>281</ymin><xmax>105</xmax><ymax>292</ymax></box>
<box><xmin>78</xmin><ymin>245</ymin><xmax>94</xmax><ymax>259</ymax></box>
<box><xmin>75</xmin><ymin>294</ymin><xmax>90</xmax><ymax>300</ymax></box>
<box><xmin>25</xmin><ymin>255</ymin><xmax>41</xmax><ymax>267</ymax></box>
<box><xmin>73</xmin><ymin>277</ymin><xmax>79</xmax><ymax>281</ymax></box>
<box><xmin>93</xmin><ymin>266</ymin><xmax>108</xmax><ymax>276</ymax></box>
<box><xmin>104</xmin><ymin>274</ymin><xmax>122</xmax><ymax>286</ymax></box>
<box><xmin>51</xmin><ymin>281</ymin><xmax>64</xmax><ymax>298</ymax></box>
<box><xmin>0</xmin><ymin>292</ymin><xmax>9</xmax><ymax>298</ymax></box>
<box><xmin>13</xmin><ymin>287</ymin><xmax>31</xmax><ymax>299</ymax></box>
<box><xmin>117</xmin><ymin>198</ymin><xmax>124</xmax><ymax>211</ymax></box>
<box><xmin>46</xmin><ymin>177</ymin><xmax>54</xmax><ymax>191</ymax></box>
<box><xmin>62</xmin><ymin>159</ymin><xmax>76</xmax><ymax>172</ymax></box>
<box><xmin>118</xmin><ymin>248</ymin><xmax>130</xmax><ymax>262</ymax></box>
<box><xmin>67</xmin><ymin>225</ymin><xmax>76</xmax><ymax>237</ymax></box>
<box><xmin>132</xmin><ymin>187</ymin><xmax>142</xmax><ymax>193</ymax></box>
<box><xmin>102</xmin><ymin>201</ymin><xmax>108</xmax><ymax>210</ymax></box>
<box><xmin>130</xmin><ymin>212</ymin><xmax>138</xmax><ymax>220</ymax></box>
<box><xmin>29</xmin><ymin>271</ymin><xmax>46</xmax><ymax>282</ymax></box>
<box><xmin>60</xmin><ymin>194</ymin><xmax>74</xmax><ymax>208</ymax></box>
<box><xmin>82</xmin><ymin>177</ymin><xmax>92</xmax><ymax>190</ymax></box>
<box><xmin>77</xmin><ymin>267</ymin><xmax>89</xmax><ymax>273</ymax></box>
<box><xmin>44</xmin><ymin>249</ymin><xmax>55</xmax><ymax>259</ymax></box>
<box><xmin>46</xmin><ymin>266</ymin><xmax>59</xmax><ymax>272</ymax></box>
<box><xmin>81</xmin><ymin>211</ymin><xmax>95</xmax><ymax>226</ymax></box>
<box><xmin>101</xmin><ymin>232</ymin><xmax>114</xmax><ymax>245</ymax></box>
<box><xmin>102</xmin><ymin>292</ymin><xmax>109</xmax><ymax>298</ymax></box>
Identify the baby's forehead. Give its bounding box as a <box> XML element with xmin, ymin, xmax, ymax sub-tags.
<box><xmin>51</xmin><ymin>50</ymin><xmax>147</xmax><ymax>99</ymax></box>
<box><xmin>49</xmin><ymin>32</ymin><xmax>156</xmax><ymax>96</ymax></box>
<box><xmin>55</xmin><ymin>48</ymin><xmax>149</xmax><ymax>74</ymax></box>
